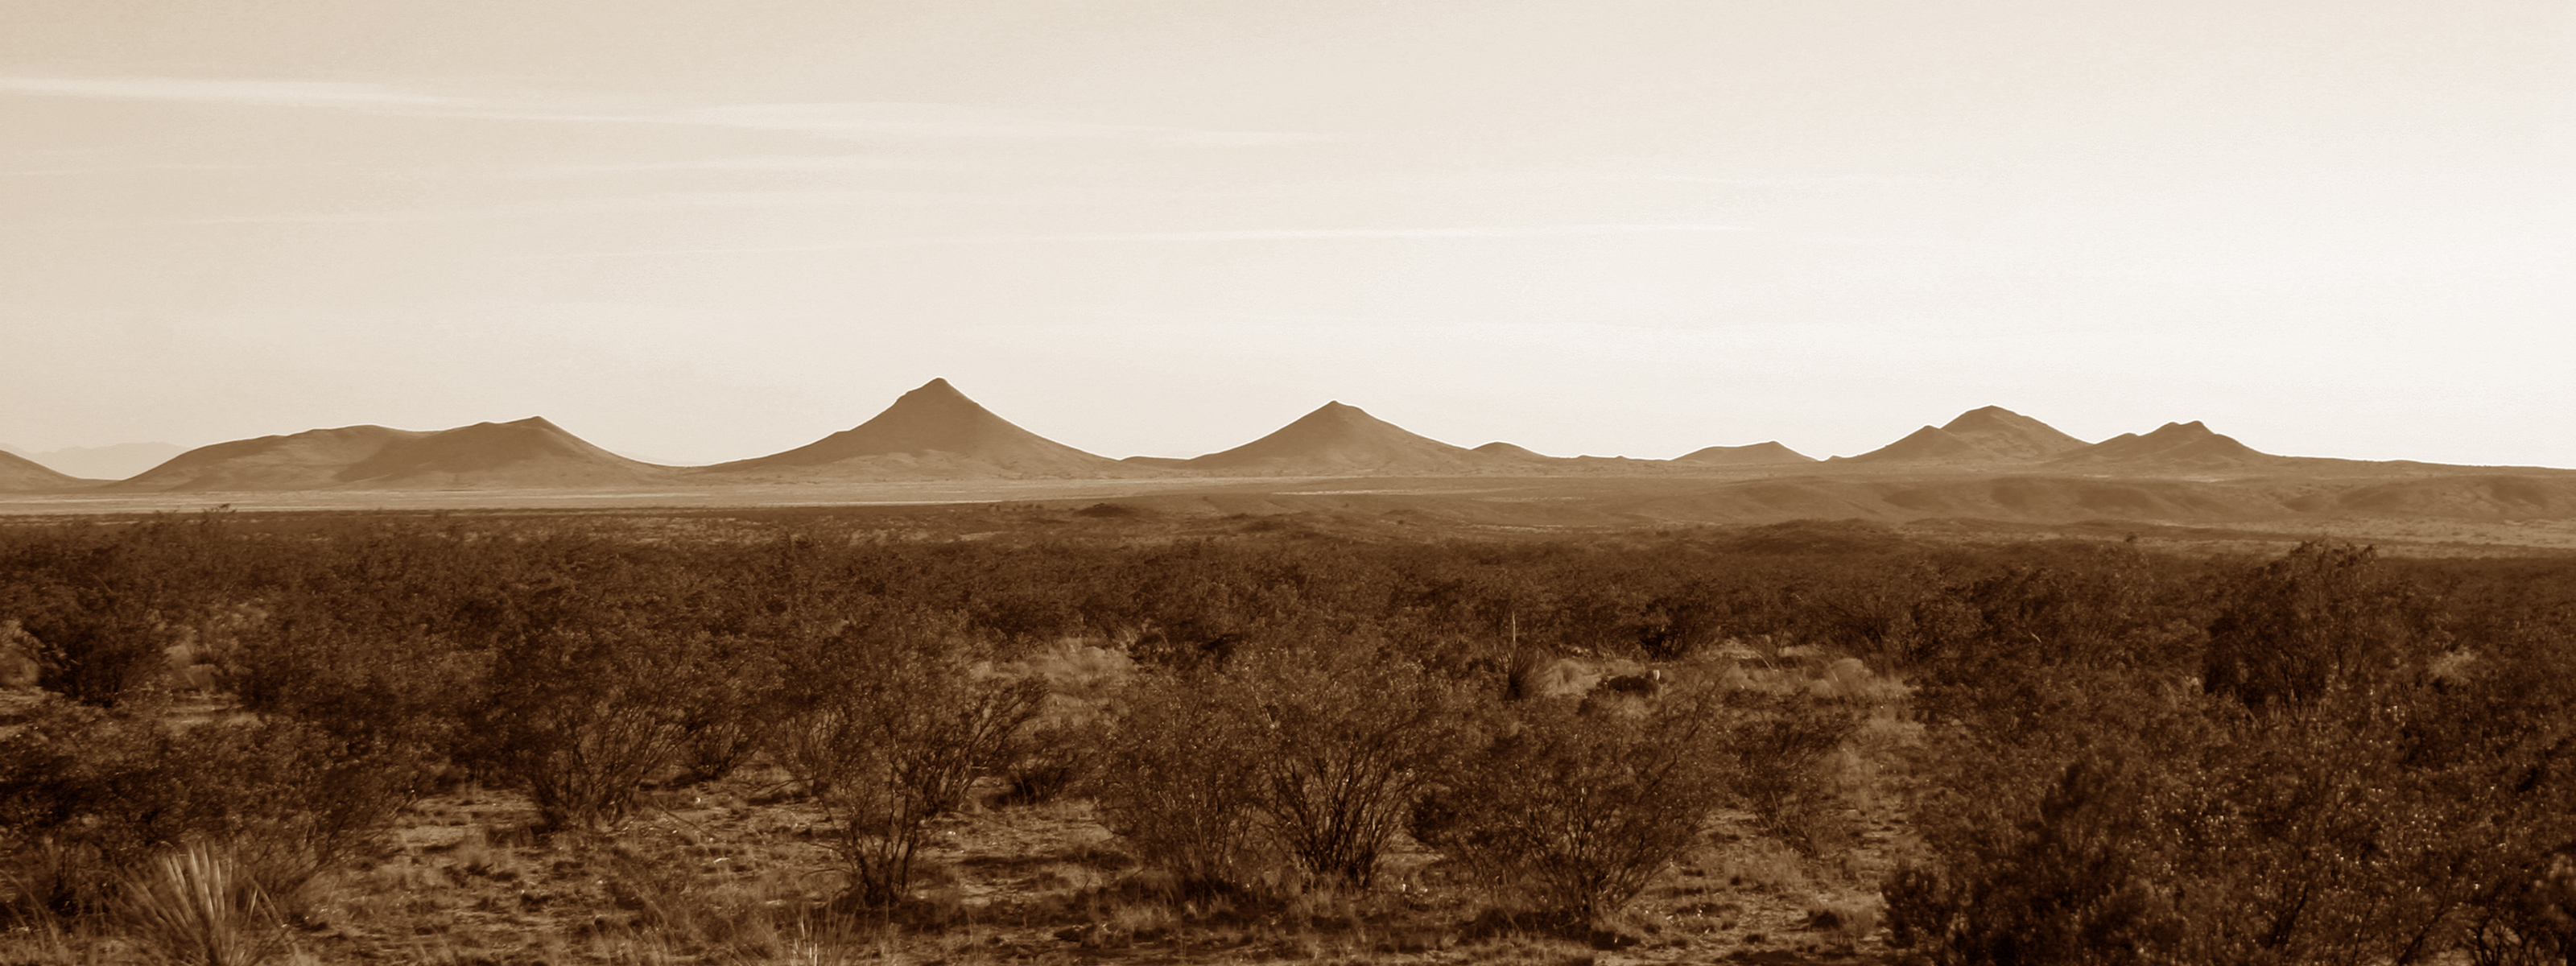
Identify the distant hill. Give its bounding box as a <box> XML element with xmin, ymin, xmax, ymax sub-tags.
<box><xmin>1672</xmin><ymin>441</ymin><xmax>1817</xmax><ymax>466</ymax></box>
<box><xmin>117</xmin><ymin>425</ymin><xmax>421</xmax><ymax>491</ymax></box>
<box><xmin>1474</xmin><ymin>441</ymin><xmax>1550</xmax><ymax>461</ymax></box>
<box><xmin>0</xmin><ymin>450</ymin><xmax>83</xmax><ymax>491</ymax></box>
<box><xmin>2050</xmin><ymin>420</ymin><xmax>2280</xmax><ymax>472</ymax></box>
<box><xmin>1941</xmin><ymin>407</ymin><xmax>2089</xmax><ymax>461</ymax></box>
<box><xmin>113</xmin><ymin>418</ymin><xmax>668</xmax><ymax>491</ymax></box>
<box><xmin>704</xmin><ymin>378</ymin><xmax>1135</xmax><ymax>479</ymax></box>
<box><xmin>0</xmin><ymin>442</ymin><xmax>186</xmax><ymax>481</ymax></box>
<box><xmin>1841</xmin><ymin>407</ymin><xmax>2089</xmax><ymax>465</ymax></box>
<box><xmin>1158</xmin><ymin>402</ymin><xmax>1503</xmax><ymax>475</ymax></box>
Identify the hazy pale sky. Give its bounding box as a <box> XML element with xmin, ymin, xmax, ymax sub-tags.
<box><xmin>3</xmin><ymin>1</ymin><xmax>2570</xmax><ymax>467</ymax></box>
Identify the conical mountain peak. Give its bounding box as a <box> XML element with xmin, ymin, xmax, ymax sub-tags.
<box><xmin>1847</xmin><ymin>406</ymin><xmax>2086</xmax><ymax>464</ymax></box>
<box><xmin>708</xmin><ymin>378</ymin><xmax>1128</xmax><ymax>478</ymax></box>
<box><xmin>1174</xmin><ymin>401</ymin><xmax>1505</xmax><ymax>474</ymax></box>
<box><xmin>1671</xmin><ymin>441</ymin><xmax>1817</xmax><ymax>466</ymax></box>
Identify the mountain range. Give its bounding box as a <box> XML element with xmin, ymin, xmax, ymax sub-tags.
<box><xmin>5</xmin><ymin>381</ymin><xmax>2566</xmax><ymax>511</ymax></box>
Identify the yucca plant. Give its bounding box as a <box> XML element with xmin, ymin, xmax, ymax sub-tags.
<box><xmin>119</xmin><ymin>841</ymin><xmax>290</xmax><ymax>966</ymax></box>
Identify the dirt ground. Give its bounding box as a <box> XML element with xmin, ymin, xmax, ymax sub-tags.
<box><xmin>258</xmin><ymin>760</ymin><xmax>1904</xmax><ymax>966</ymax></box>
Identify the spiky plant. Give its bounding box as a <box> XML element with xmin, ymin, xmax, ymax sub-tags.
<box><xmin>119</xmin><ymin>841</ymin><xmax>289</xmax><ymax>966</ymax></box>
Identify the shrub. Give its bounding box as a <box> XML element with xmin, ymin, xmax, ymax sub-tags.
<box><xmin>477</xmin><ymin>624</ymin><xmax>716</xmax><ymax>833</ymax></box>
<box><xmin>2204</xmin><ymin>542</ymin><xmax>2440</xmax><ymax>712</ymax></box>
<box><xmin>119</xmin><ymin>840</ymin><xmax>291</xmax><ymax>966</ymax></box>
<box><xmin>1724</xmin><ymin>694</ymin><xmax>1861</xmax><ymax>857</ymax></box>
<box><xmin>768</xmin><ymin>613</ymin><xmax>1044</xmax><ymax>907</ymax></box>
<box><xmin>0</xmin><ymin>697</ymin><xmax>415</xmax><ymax>923</ymax></box>
<box><xmin>1236</xmin><ymin>642</ymin><xmax>1467</xmax><ymax>888</ymax></box>
<box><xmin>1092</xmin><ymin>667</ymin><xmax>1271</xmax><ymax>894</ymax></box>
<box><xmin>1414</xmin><ymin>685</ymin><xmax>1731</xmax><ymax>924</ymax></box>
<box><xmin>1883</xmin><ymin>756</ymin><xmax>2185</xmax><ymax>966</ymax></box>
<box><xmin>996</xmin><ymin>640</ymin><xmax>1135</xmax><ymax>805</ymax></box>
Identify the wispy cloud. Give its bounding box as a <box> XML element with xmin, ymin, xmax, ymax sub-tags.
<box><xmin>646</xmin><ymin>101</ymin><xmax>1331</xmax><ymax>147</ymax></box>
<box><xmin>515</xmin><ymin>223</ymin><xmax>1762</xmax><ymax>259</ymax></box>
<box><xmin>180</xmin><ymin>187</ymin><xmax>1046</xmax><ymax>224</ymax></box>
<box><xmin>0</xmin><ymin>76</ymin><xmax>465</xmax><ymax>109</ymax></box>
<box><xmin>0</xmin><ymin>162</ymin><xmax>265</xmax><ymax>177</ymax></box>
<box><xmin>0</xmin><ymin>74</ymin><xmax>1331</xmax><ymax>147</ymax></box>
<box><xmin>1656</xmin><ymin>174</ymin><xmax>1937</xmax><ymax>187</ymax></box>
<box><xmin>1042</xmin><ymin>224</ymin><xmax>1756</xmax><ymax>242</ymax></box>
<box><xmin>510</xmin><ymin>155</ymin><xmax>956</xmax><ymax>178</ymax></box>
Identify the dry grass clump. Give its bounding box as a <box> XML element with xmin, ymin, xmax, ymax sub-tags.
<box><xmin>119</xmin><ymin>841</ymin><xmax>292</xmax><ymax>966</ymax></box>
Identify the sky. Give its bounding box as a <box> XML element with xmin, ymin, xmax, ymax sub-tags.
<box><xmin>2</xmin><ymin>0</ymin><xmax>2570</xmax><ymax>468</ymax></box>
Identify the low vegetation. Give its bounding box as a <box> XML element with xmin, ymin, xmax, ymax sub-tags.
<box><xmin>0</xmin><ymin>506</ymin><xmax>2570</xmax><ymax>964</ymax></box>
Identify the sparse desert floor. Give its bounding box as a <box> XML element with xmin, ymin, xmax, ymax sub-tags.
<box><xmin>7</xmin><ymin>497</ymin><xmax>2573</xmax><ymax>965</ymax></box>
<box><xmin>10</xmin><ymin>470</ymin><xmax>2576</xmax><ymax>554</ymax></box>
<box><xmin>232</xmin><ymin>758</ymin><xmax>1900</xmax><ymax>965</ymax></box>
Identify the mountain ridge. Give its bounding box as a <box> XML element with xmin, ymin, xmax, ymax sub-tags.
<box><xmin>704</xmin><ymin>378</ymin><xmax>1138</xmax><ymax>480</ymax></box>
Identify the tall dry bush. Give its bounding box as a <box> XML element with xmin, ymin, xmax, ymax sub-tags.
<box><xmin>2204</xmin><ymin>542</ymin><xmax>2442</xmax><ymax>712</ymax></box>
<box><xmin>1236</xmin><ymin>642</ymin><xmax>1467</xmax><ymax>889</ymax></box>
<box><xmin>768</xmin><ymin>613</ymin><xmax>1044</xmax><ymax>907</ymax></box>
<box><xmin>1093</xmin><ymin>666</ymin><xmax>1271</xmax><ymax>894</ymax></box>
<box><xmin>995</xmin><ymin>639</ymin><xmax>1135</xmax><ymax>804</ymax></box>
<box><xmin>477</xmin><ymin>624</ymin><xmax>719</xmax><ymax>833</ymax></box>
<box><xmin>1724</xmin><ymin>694</ymin><xmax>1862</xmax><ymax>857</ymax></box>
<box><xmin>0</xmin><ymin>696</ymin><xmax>415</xmax><ymax>922</ymax></box>
<box><xmin>1413</xmin><ymin>684</ymin><xmax>1731</xmax><ymax>925</ymax></box>
<box><xmin>1888</xmin><ymin>542</ymin><xmax>2576</xmax><ymax>966</ymax></box>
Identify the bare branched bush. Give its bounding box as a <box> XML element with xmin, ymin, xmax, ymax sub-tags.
<box><xmin>1414</xmin><ymin>684</ymin><xmax>1731</xmax><ymax>925</ymax></box>
<box><xmin>1238</xmin><ymin>643</ymin><xmax>1467</xmax><ymax>889</ymax></box>
<box><xmin>1725</xmin><ymin>695</ymin><xmax>1862</xmax><ymax>857</ymax></box>
<box><xmin>1093</xmin><ymin>667</ymin><xmax>1270</xmax><ymax>894</ymax></box>
<box><xmin>770</xmin><ymin>613</ymin><xmax>1044</xmax><ymax>907</ymax></box>
<box><xmin>0</xmin><ymin>697</ymin><xmax>415</xmax><ymax>921</ymax></box>
<box><xmin>478</xmin><ymin>625</ymin><xmax>713</xmax><ymax>833</ymax></box>
<box><xmin>997</xmin><ymin>640</ymin><xmax>1135</xmax><ymax>805</ymax></box>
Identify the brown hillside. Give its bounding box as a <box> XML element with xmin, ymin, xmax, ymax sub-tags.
<box><xmin>0</xmin><ymin>450</ymin><xmax>83</xmax><ymax>491</ymax></box>
<box><xmin>336</xmin><ymin>418</ymin><xmax>672</xmax><ymax>489</ymax></box>
<box><xmin>113</xmin><ymin>425</ymin><xmax>425</xmax><ymax>492</ymax></box>
<box><xmin>1941</xmin><ymin>406</ymin><xmax>2089</xmax><ymax>461</ymax></box>
<box><xmin>2052</xmin><ymin>420</ymin><xmax>2280</xmax><ymax>472</ymax></box>
<box><xmin>1474</xmin><ymin>441</ymin><xmax>1550</xmax><ymax>461</ymax></box>
<box><xmin>1842</xmin><ymin>407</ymin><xmax>2087</xmax><ymax>465</ymax></box>
<box><xmin>706</xmin><ymin>378</ymin><xmax>1135</xmax><ymax>480</ymax></box>
<box><xmin>112</xmin><ymin>419</ymin><xmax>669</xmax><ymax>491</ymax></box>
<box><xmin>1170</xmin><ymin>402</ymin><xmax>1505</xmax><ymax>475</ymax></box>
<box><xmin>1838</xmin><ymin>425</ymin><xmax>1988</xmax><ymax>464</ymax></box>
<box><xmin>1671</xmin><ymin>441</ymin><xmax>1817</xmax><ymax>466</ymax></box>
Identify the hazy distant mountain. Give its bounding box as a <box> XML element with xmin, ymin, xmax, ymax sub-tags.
<box><xmin>1473</xmin><ymin>441</ymin><xmax>1550</xmax><ymax>461</ymax></box>
<box><xmin>2049</xmin><ymin>420</ymin><xmax>2280</xmax><ymax>471</ymax></box>
<box><xmin>1146</xmin><ymin>402</ymin><xmax>1503</xmax><ymax>475</ymax></box>
<box><xmin>336</xmin><ymin>417</ymin><xmax>673</xmax><ymax>488</ymax></box>
<box><xmin>1671</xmin><ymin>441</ymin><xmax>1817</xmax><ymax>466</ymax></box>
<box><xmin>114</xmin><ymin>418</ymin><xmax>667</xmax><ymax>491</ymax></box>
<box><xmin>705</xmin><ymin>378</ymin><xmax>1134</xmax><ymax>479</ymax></box>
<box><xmin>1841</xmin><ymin>406</ymin><xmax>2089</xmax><ymax>465</ymax></box>
<box><xmin>0</xmin><ymin>442</ymin><xmax>187</xmax><ymax>481</ymax></box>
<box><xmin>1940</xmin><ymin>407</ymin><xmax>2090</xmax><ymax>461</ymax></box>
<box><xmin>117</xmin><ymin>425</ymin><xmax>419</xmax><ymax>491</ymax></box>
<box><xmin>0</xmin><ymin>449</ymin><xmax>83</xmax><ymax>491</ymax></box>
